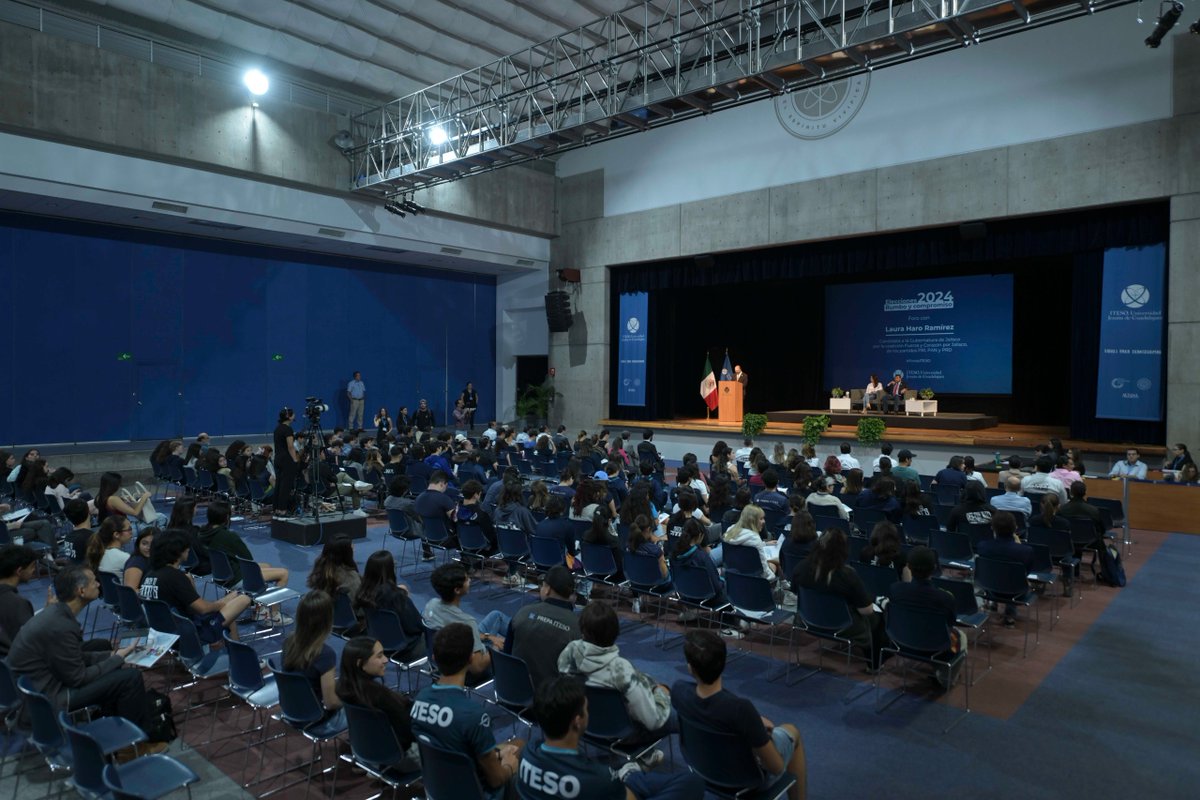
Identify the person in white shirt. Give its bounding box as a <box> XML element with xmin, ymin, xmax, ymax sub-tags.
<box><xmin>863</xmin><ymin>374</ymin><xmax>884</xmax><ymax>412</ymax></box>
<box><xmin>990</xmin><ymin>476</ymin><xmax>1032</xmax><ymax>517</ymax></box>
<box><xmin>733</xmin><ymin>438</ymin><xmax>754</xmax><ymax>465</ymax></box>
<box><xmin>837</xmin><ymin>444</ymin><xmax>860</xmax><ymax>472</ymax></box>
<box><xmin>482</xmin><ymin>422</ymin><xmax>499</xmax><ymax>442</ymax></box>
<box><xmin>721</xmin><ymin>505</ymin><xmax>779</xmax><ymax>582</ymax></box>
<box><xmin>1021</xmin><ymin>457</ymin><xmax>1068</xmax><ymax>504</ymax></box>
<box><xmin>962</xmin><ymin>455</ymin><xmax>987</xmax><ymax>485</ymax></box>
<box><xmin>1108</xmin><ymin>448</ymin><xmax>1147</xmax><ymax>480</ymax></box>
<box><xmin>871</xmin><ymin>443</ymin><xmax>894</xmax><ymax>475</ymax></box>
<box><xmin>805</xmin><ymin>480</ymin><xmax>852</xmax><ymax>521</ymax></box>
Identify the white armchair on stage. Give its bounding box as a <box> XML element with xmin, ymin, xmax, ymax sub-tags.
<box><xmin>905</xmin><ymin>397</ymin><xmax>938</xmax><ymax>416</ymax></box>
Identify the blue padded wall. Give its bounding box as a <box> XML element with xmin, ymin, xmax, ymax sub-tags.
<box><xmin>0</xmin><ymin>214</ymin><xmax>497</xmax><ymax>445</ymax></box>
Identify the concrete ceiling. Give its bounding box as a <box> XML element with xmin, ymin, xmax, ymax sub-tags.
<box><xmin>55</xmin><ymin>0</ymin><xmax>637</xmax><ymax>101</ymax></box>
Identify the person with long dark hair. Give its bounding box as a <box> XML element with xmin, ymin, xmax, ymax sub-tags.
<box><xmin>859</xmin><ymin>521</ymin><xmax>911</xmax><ymax>581</ymax></box>
<box><xmin>141</xmin><ymin>529</ymin><xmax>251</xmax><ymax>642</ymax></box>
<box><xmin>86</xmin><ymin>517</ymin><xmax>132</xmax><ymax>577</ymax></box>
<box><xmin>779</xmin><ymin>507</ymin><xmax>818</xmax><ymax>578</ymax></box>
<box><xmin>791</xmin><ymin>527</ymin><xmax>884</xmax><ymax>670</ymax></box>
<box><xmin>19</xmin><ymin>459</ymin><xmax>49</xmax><ymax>502</ymax></box>
<box><xmin>307</xmin><ymin>534</ymin><xmax>361</xmax><ymax>597</ymax></box>
<box><xmin>273</xmin><ymin>407</ymin><xmax>300</xmax><ymax>517</ymax></box>
<box><xmin>670</xmin><ymin>518</ymin><xmax>727</xmax><ymax>614</ymax></box>
<box><xmin>282</xmin><ymin>590</ymin><xmax>342</xmax><ymax>721</ymax></box>
<box><xmin>335</xmin><ymin>637</ymin><xmax>419</xmax><ymax>768</ymax></box>
<box><xmin>123</xmin><ymin>527</ymin><xmax>156</xmax><ymax>590</ymax></box>
<box><xmin>354</xmin><ymin>550</ymin><xmax>426</xmax><ymax>661</ymax></box>
<box><xmin>96</xmin><ymin>471</ymin><xmax>150</xmax><ymax>525</ymax></box>
<box><xmin>199</xmin><ymin>500</ymin><xmax>289</xmax><ymax>625</ymax></box>
<box><xmin>627</xmin><ymin>514</ymin><xmax>670</xmax><ymax>586</ymax></box>
<box><xmin>165</xmin><ymin>498</ymin><xmax>212</xmax><ymax>576</ymax></box>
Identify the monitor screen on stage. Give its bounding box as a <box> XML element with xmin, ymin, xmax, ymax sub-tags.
<box><xmin>824</xmin><ymin>274</ymin><xmax>1014</xmax><ymax>394</ymax></box>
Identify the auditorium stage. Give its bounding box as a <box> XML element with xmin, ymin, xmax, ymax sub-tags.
<box><xmin>768</xmin><ymin>409</ymin><xmax>998</xmax><ymax>431</ymax></box>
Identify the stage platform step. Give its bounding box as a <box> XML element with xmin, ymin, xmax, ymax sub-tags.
<box><xmin>769</xmin><ymin>409</ymin><xmax>998</xmax><ymax>431</ymax></box>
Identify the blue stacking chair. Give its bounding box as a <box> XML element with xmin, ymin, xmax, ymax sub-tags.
<box><xmin>791</xmin><ymin>587</ymin><xmax>872</xmax><ymax>697</ymax></box>
<box><xmin>903</xmin><ymin>514</ymin><xmax>938</xmax><ymax>544</ymax></box>
<box><xmin>876</xmin><ymin>603</ymin><xmax>971</xmax><ymax>732</ymax></box>
<box><xmin>495</xmin><ymin>526</ymin><xmax>531</xmax><ymax>588</ymax></box>
<box><xmin>723</xmin><ymin>571</ymin><xmax>792</xmax><ymax>665</ymax></box>
<box><xmin>170</xmin><ymin>612</ymin><xmax>230</xmax><ymax>746</ymax></box>
<box><xmin>974</xmin><ymin>556</ymin><xmax>1039</xmax><ymax>657</ymax></box>
<box><xmin>366</xmin><ymin>608</ymin><xmax>427</xmax><ymax>692</ymax></box>
<box><xmin>19</xmin><ymin>676</ymin><xmax>146</xmax><ymax>773</ymax></box>
<box><xmin>851</xmin><ymin>561</ymin><xmax>901</xmax><ymax>600</ymax></box>
<box><xmin>222</xmin><ymin>633</ymin><xmax>282</xmax><ymax>785</ymax></box>
<box><xmin>420</xmin><ymin>515</ymin><xmax>456</xmax><ymax>566</ymax></box>
<box><xmin>677</xmin><ymin>713</ymin><xmax>795</xmax><ymax>800</ymax></box>
<box><xmin>60</xmin><ymin>712</ymin><xmax>195</xmax><ymax>800</ymax></box>
<box><xmin>455</xmin><ymin>519</ymin><xmax>492</xmax><ymax>573</ymax></box>
<box><xmin>488</xmin><ymin>649</ymin><xmax>537</xmax><ymax>737</ymax></box>
<box><xmin>528</xmin><ymin>534</ymin><xmax>567</xmax><ymax>577</ymax></box>
<box><xmin>582</xmin><ymin>685</ymin><xmax>666</xmax><ymax>764</ymax></box>
<box><xmin>721</xmin><ymin>542</ymin><xmax>764</xmax><ymax>577</ymax></box>
<box><xmin>623</xmin><ymin>551</ymin><xmax>676</xmax><ymax>645</ymax></box>
<box><xmin>577</xmin><ymin>541</ymin><xmax>627</xmax><ymax>597</ymax></box>
<box><xmin>385</xmin><ymin>508</ymin><xmax>423</xmax><ymax>573</ymax></box>
<box><xmin>930</xmin><ymin>531</ymin><xmax>974</xmax><ymax>573</ymax></box>
<box><xmin>416</xmin><ymin>737</ymin><xmax>488</xmax><ymax>800</ymax></box>
<box><xmin>267</xmin><ymin>667</ymin><xmax>348</xmax><ymax>796</ymax></box>
<box><xmin>331</xmin><ymin>590</ymin><xmax>360</xmax><ymax>638</ymax></box>
<box><xmin>342</xmin><ymin>702</ymin><xmax>422</xmax><ymax>794</ymax></box>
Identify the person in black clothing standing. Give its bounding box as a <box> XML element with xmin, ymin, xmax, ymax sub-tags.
<box><xmin>459</xmin><ymin>382</ymin><xmax>478</xmax><ymax>431</ymax></box>
<box><xmin>412</xmin><ymin>399</ymin><xmax>436</xmax><ymax>441</ymax></box>
<box><xmin>273</xmin><ymin>407</ymin><xmax>300</xmax><ymax>516</ymax></box>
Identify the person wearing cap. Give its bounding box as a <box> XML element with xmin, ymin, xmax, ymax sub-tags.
<box><xmin>890</xmin><ymin>449</ymin><xmax>920</xmax><ymax>489</ymax></box>
<box><xmin>881</xmin><ymin>370</ymin><xmax>908</xmax><ymax>414</ymax></box>
<box><xmin>885</xmin><ymin>546</ymin><xmax>964</xmax><ymax>688</ymax></box>
<box><xmin>504</xmin><ymin>565</ymin><xmax>581</xmax><ymax>690</ymax></box>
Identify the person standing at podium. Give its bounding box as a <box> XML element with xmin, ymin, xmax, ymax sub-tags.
<box><xmin>733</xmin><ymin>365</ymin><xmax>748</xmax><ymax>397</ymax></box>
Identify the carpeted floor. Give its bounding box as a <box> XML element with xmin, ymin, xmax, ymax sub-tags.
<box><xmin>4</xmin><ymin>498</ymin><xmax>1196</xmax><ymax>799</ymax></box>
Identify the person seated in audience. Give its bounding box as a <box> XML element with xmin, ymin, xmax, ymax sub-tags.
<box><xmin>932</xmin><ymin>456</ymin><xmax>968</xmax><ymax>493</ymax></box>
<box><xmin>899</xmin><ymin>481</ymin><xmax>934</xmax><ymax>520</ymax></box>
<box><xmin>412</xmin><ymin>623</ymin><xmax>525</xmax><ymax>798</ymax></box>
<box><xmin>1021</xmin><ymin>456</ymin><xmax>1068</xmax><ymax>504</ymax></box>
<box><xmin>1029</xmin><ymin>493</ymin><xmax>1070</xmax><ymax>531</ymax></box>
<box><xmin>307</xmin><ymin>534</ymin><xmax>362</xmax><ymax>598</ymax></box>
<box><xmin>671</xmin><ymin>630</ymin><xmax>807</xmax><ymax>800</ymax></box>
<box><xmin>821</xmin><ymin>455</ymin><xmax>844</xmax><ymax>492</ymax></box>
<box><xmin>633</xmin><ymin>461</ymin><xmax>666</xmax><ymax>510</ymax></box>
<box><xmin>141</xmin><ymin>530</ymin><xmax>252</xmax><ymax>642</ymax></box>
<box><xmin>95</xmin><ymin>470</ymin><xmax>152</xmax><ymax>526</ymax></box>
<box><xmin>670</xmin><ymin>518</ymin><xmax>728</xmax><ymax>616</ymax></box>
<box><xmin>0</xmin><ymin>497</ymin><xmax>56</xmax><ymax>553</ymax></box>
<box><xmin>1177</xmin><ymin>462</ymin><xmax>1200</xmax><ymax>485</ymax></box>
<box><xmin>1162</xmin><ymin>442</ymin><xmax>1193</xmax><ymax>475</ymax></box>
<box><xmin>6</xmin><ymin>449</ymin><xmax>38</xmax><ymax>491</ymax></box>
<box><xmin>837</xmin><ymin>444</ymin><xmax>860</xmax><ymax>472</ymax></box>
<box><xmin>856</xmin><ymin>475</ymin><xmax>902</xmax><ymax>523</ymax></box>
<box><xmin>520</xmin><ymin>674</ymin><xmax>704</xmax><ymax>800</ymax></box>
<box><xmin>1108</xmin><ymin>448</ymin><xmax>1147</xmax><ymax>480</ymax></box>
<box><xmin>423</xmin><ymin>563</ymin><xmax>509</xmax><ymax>670</ymax></box>
<box><xmin>502</xmin><ymin>565</ymin><xmax>580</xmax><ymax>690</ymax></box>
<box><xmin>59</xmin><ymin>498</ymin><xmax>95</xmax><ymax>564</ymax></box>
<box><xmin>752</xmin><ymin>468</ymin><xmax>789</xmax><ymax>518</ymax></box>
<box><xmin>524</xmin><ymin>479</ymin><xmax>550</xmax><ymax>516</ymax></box>
<box><xmin>86</xmin><ymin>516</ymin><xmax>132</xmax><ymax>578</ymax></box>
<box><xmin>581</xmin><ymin>504</ymin><xmax>624</xmax><ymax>579</ymax></box>
<box><xmin>996</xmin><ymin>455</ymin><xmax>1025</xmax><ymax>485</ymax></box>
<box><xmin>1049</xmin><ymin>454</ymin><xmax>1082</xmax><ymax>490</ymax></box>
<box><xmin>336</xmin><ymin>636</ymin><xmax>420</xmax><ymax>769</ymax></box>
<box><xmin>805</xmin><ymin>477</ymin><xmax>851</xmax><ymax>520</ymax></box>
<box><xmin>876</xmin><ymin>456</ymin><xmax>894</xmax><ymax>482</ymax></box>
<box><xmin>534</xmin><ymin>493</ymin><xmax>578</xmax><ymax>561</ymax></box>
<box><xmin>414</xmin><ymin>470</ymin><xmax>459</xmax><ymax>545</ymax></box>
<box><xmin>200</xmin><ymin>501</ymin><xmax>289</xmax><ymax>624</ymax></box>
<box><xmin>946</xmin><ymin>482</ymin><xmax>995</xmax><ymax>532</ymax></box>
<box><xmin>45</xmin><ymin>467</ymin><xmax>93</xmax><ymax>513</ymax></box>
<box><xmin>636</xmin><ymin>430</ymin><xmax>665</xmax><ymax>477</ymax></box>
<box><xmin>1060</xmin><ymin>481</ymin><xmax>1106</xmax><ymax>548</ymax></box>
<box><xmin>0</xmin><ymin>545</ymin><xmax>66</xmax><ymax>657</ymax></box>
<box><xmin>354</xmin><ymin>550</ymin><xmax>425</xmax><ymax>659</ymax></box>
<box><xmin>885</xmin><ymin>546</ymin><xmax>964</xmax><ymax>689</ymax></box>
<box><xmin>722</xmin><ymin>505</ymin><xmax>780</xmax><ymax>581</ymax></box>
<box><xmin>627</xmin><ymin>514</ymin><xmax>671</xmax><ymax>590</ymax></box>
<box><xmin>9</xmin><ymin>565</ymin><xmax>156</xmax><ymax>742</ymax></box>
<box><xmin>859</xmin><ymin>521</ymin><xmax>911</xmax><ymax>581</ymax></box>
<box><xmin>835</xmin><ymin>468</ymin><xmax>862</xmax><ymax>507</ymax></box>
<box><xmin>19</xmin><ymin>458</ymin><xmax>49</xmax><ymax>504</ymax></box>
<box><xmin>791</xmin><ymin>527</ymin><xmax>883</xmax><ymax>670</ymax></box>
<box><xmin>183</xmin><ymin>442</ymin><xmax>203</xmax><ymax>470</ymax></box>
<box><xmin>456</xmin><ymin>479</ymin><xmax>497</xmax><ymax>546</ymax></box>
<box><xmin>122</xmin><ymin>527</ymin><xmax>156</xmax><ymax>590</ymax></box>
<box><xmin>974</xmin><ymin>512</ymin><xmax>1032</xmax><ymax>627</ymax></box>
<box><xmin>958</xmin><ymin>455</ymin><xmax>984</xmax><ymax>486</ymax></box>
<box><xmin>889</xmin><ymin>449</ymin><xmax>921</xmax><ymax>489</ymax></box>
<box><xmin>282</xmin><ymin>590</ymin><xmax>343</xmax><ymax>722</ymax></box>
<box><xmin>482</xmin><ymin>465</ymin><xmax>519</xmax><ymax>515</ymax></box>
<box><xmin>675</xmin><ymin>463</ymin><xmax>709</xmax><ymax>506</ymax></box>
<box><xmin>558</xmin><ymin>601</ymin><xmax>674</xmax><ymax>763</ymax></box>
<box><xmin>165</xmin><ymin>498</ymin><xmax>212</xmax><ymax>576</ymax></box>
<box><xmin>991</xmin><ymin>475</ymin><xmax>1032</xmax><ymax>518</ymax></box>
<box><xmin>779</xmin><ymin>508</ymin><xmax>818</xmax><ymax>577</ymax></box>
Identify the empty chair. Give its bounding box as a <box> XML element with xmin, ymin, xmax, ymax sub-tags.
<box><xmin>60</xmin><ymin>712</ymin><xmax>196</xmax><ymax>800</ymax></box>
<box><xmin>18</xmin><ymin>675</ymin><xmax>146</xmax><ymax>773</ymax></box>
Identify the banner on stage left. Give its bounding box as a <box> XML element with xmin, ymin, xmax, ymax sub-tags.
<box><xmin>618</xmin><ymin>292</ymin><xmax>648</xmax><ymax>407</ymax></box>
<box><xmin>1095</xmin><ymin>244</ymin><xmax>1165</xmax><ymax>422</ymax></box>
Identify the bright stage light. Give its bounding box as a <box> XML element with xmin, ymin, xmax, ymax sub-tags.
<box><xmin>428</xmin><ymin>126</ymin><xmax>448</xmax><ymax>145</ymax></box>
<box><xmin>243</xmin><ymin>69</ymin><xmax>270</xmax><ymax>95</ymax></box>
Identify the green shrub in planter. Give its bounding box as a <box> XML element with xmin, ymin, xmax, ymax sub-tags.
<box><xmin>802</xmin><ymin>414</ymin><xmax>830</xmax><ymax>446</ymax></box>
<box><xmin>831</xmin><ymin>387</ymin><xmax>845</xmax><ymax>398</ymax></box>
<box><xmin>742</xmin><ymin>413</ymin><xmax>768</xmax><ymax>438</ymax></box>
<box><xmin>856</xmin><ymin>417</ymin><xmax>886</xmax><ymax>446</ymax></box>
<box><xmin>919</xmin><ymin>388</ymin><xmax>935</xmax><ymax>400</ymax></box>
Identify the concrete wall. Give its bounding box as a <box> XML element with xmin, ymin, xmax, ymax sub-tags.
<box><xmin>0</xmin><ymin>19</ymin><xmax>555</xmax><ymax>237</ymax></box>
<box><xmin>552</xmin><ymin>40</ymin><xmax>1200</xmax><ymax>446</ymax></box>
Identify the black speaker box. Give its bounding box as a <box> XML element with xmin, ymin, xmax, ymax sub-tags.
<box><xmin>545</xmin><ymin>290</ymin><xmax>573</xmax><ymax>332</ymax></box>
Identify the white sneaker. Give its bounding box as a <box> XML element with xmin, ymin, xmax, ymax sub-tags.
<box><xmin>637</xmin><ymin>749</ymin><xmax>665</xmax><ymax>769</ymax></box>
<box><xmin>631</xmin><ymin>599</ymin><xmax>641</xmax><ymax>614</ymax></box>
<box><xmin>502</xmin><ymin>574</ymin><xmax>523</xmax><ymax>587</ymax></box>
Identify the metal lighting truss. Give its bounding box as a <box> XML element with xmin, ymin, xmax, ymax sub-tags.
<box><xmin>350</xmin><ymin>0</ymin><xmax>1135</xmax><ymax>195</ymax></box>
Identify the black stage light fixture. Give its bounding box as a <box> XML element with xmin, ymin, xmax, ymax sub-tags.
<box><xmin>1190</xmin><ymin>17</ymin><xmax>1199</xmax><ymax>33</ymax></box>
<box><xmin>1145</xmin><ymin>1</ymin><xmax>1183</xmax><ymax>47</ymax></box>
<box><xmin>384</xmin><ymin>202</ymin><xmax>405</xmax><ymax>218</ymax></box>
<box><xmin>401</xmin><ymin>198</ymin><xmax>426</xmax><ymax>214</ymax></box>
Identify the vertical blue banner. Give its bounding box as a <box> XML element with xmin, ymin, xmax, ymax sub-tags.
<box><xmin>618</xmin><ymin>292</ymin><xmax>648</xmax><ymax>407</ymax></box>
<box><xmin>1095</xmin><ymin>244</ymin><xmax>1166</xmax><ymax>421</ymax></box>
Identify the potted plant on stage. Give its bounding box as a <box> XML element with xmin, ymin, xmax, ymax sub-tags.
<box><xmin>856</xmin><ymin>417</ymin><xmax>886</xmax><ymax>447</ymax></box>
<box><xmin>910</xmin><ymin>387</ymin><xmax>937</xmax><ymax>417</ymax></box>
<box><xmin>742</xmin><ymin>413</ymin><xmax>768</xmax><ymax>439</ymax></box>
<box><xmin>516</xmin><ymin>381</ymin><xmax>560</xmax><ymax>428</ymax></box>
<box><xmin>802</xmin><ymin>414</ymin><xmax>830</xmax><ymax>447</ymax></box>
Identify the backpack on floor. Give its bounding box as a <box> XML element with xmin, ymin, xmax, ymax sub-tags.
<box><xmin>1093</xmin><ymin>543</ymin><xmax>1126</xmax><ymax>587</ymax></box>
<box><xmin>142</xmin><ymin>689</ymin><xmax>178</xmax><ymax>743</ymax></box>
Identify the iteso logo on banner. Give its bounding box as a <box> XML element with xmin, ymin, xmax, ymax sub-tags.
<box><xmin>1120</xmin><ymin>284</ymin><xmax>1150</xmax><ymax>309</ymax></box>
<box><xmin>626</xmin><ymin>317</ymin><xmax>640</xmax><ymax>334</ymax></box>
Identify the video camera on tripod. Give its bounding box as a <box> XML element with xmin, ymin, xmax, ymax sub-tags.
<box><xmin>304</xmin><ymin>396</ymin><xmax>329</xmax><ymax>423</ymax></box>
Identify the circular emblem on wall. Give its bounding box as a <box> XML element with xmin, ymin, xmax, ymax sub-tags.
<box><xmin>774</xmin><ymin>73</ymin><xmax>870</xmax><ymax>140</ymax></box>
<box><xmin>1120</xmin><ymin>284</ymin><xmax>1149</xmax><ymax>309</ymax></box>
<box><xmin>626</xmin><ymin>317</ymin><xmax>640</xmax><ymax>334</ymax></box>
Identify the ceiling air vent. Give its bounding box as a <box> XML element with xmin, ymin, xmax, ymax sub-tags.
<box><xmin>366</xmin><ymin>246</ymin><xmax>409</xmax><ymax>253</ymax></box>
<box><xmin>188</xmin><ymin>219</ymin><xmax>244</xmax><ymax>230</ymax></box>
<box><xmin>317</xmin><ymin>228</ymin><xmax>345</xmax><ymax>238</ymax></box>
<box><xmin>151</xmin><ymin>201</ymin><xmax>189</xmax><ymax>214</ymax></box>
<box><xmin>440</xmin><ymin>246</ymin><xmax>463</xmax><ymax>255</ymax></box>
<box><xmin>515</xmin><ymin>258</ymin><xmax>535</xmax><ymax>267</ymax></box>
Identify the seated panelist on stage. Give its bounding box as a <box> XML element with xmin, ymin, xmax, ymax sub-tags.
<box><xmin>864</xmin><ymin>375</ymin><xmax>884</xmax><ymax>411</ymax></box>
<box><xmin>881</xmin><ymin>371</ymin><xmax>908</xmax><ymax>414</ymax></box>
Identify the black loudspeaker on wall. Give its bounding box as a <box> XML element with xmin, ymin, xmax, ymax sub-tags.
<box><xmin>545</xmin><ymin>290</ymin><xmax>573</xmax><ymax>332</ymax></box>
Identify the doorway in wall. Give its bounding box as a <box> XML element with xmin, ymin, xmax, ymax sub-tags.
<box><xmin>515</xmin><ymin>355</ymin><xmax>550</xmax><ymax>427</ymax></box>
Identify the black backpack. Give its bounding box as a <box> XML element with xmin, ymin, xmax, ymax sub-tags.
<box><xmin>142</xmin><ymin>689</ymin><xmax>178</xmax><ymax>743</ymax></box>
<box><xmin>1093</xmin><ymin>543</ymin><xmax>1127</xmax><ymax>587</ymax></box>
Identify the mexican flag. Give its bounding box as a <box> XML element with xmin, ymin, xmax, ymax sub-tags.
<box><xmin>700</xmin><ymin>355</ymin><xmax>718</xmax><ymax>410</ymax></box>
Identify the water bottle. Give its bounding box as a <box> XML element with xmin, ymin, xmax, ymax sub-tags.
<box><xmin>994</xmin><ymin>451</ymin><xmax>1002</xmax><ymax>469</ymax></box>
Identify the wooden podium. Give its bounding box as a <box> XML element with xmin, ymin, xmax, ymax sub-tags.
<box><xmin>718</xmin><ymin>381</ymin><xmax>743</xmax><ymax>424</ymax></box>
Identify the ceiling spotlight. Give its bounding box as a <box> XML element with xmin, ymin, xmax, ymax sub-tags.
<box><xmin>384</xmin><ymin>202</ymin><xmax>406</xmax><ymax>218</ymax></box>
<box><xmin>401</xmin><ymin>199</ymin><xmax>425</xmax><ymax>214</ymax></box>
<box><xmin>428</xmin><ymin>126</ymin><xmax>449</xmax><ymax>145</ymax></box>
<box><xmin>332</xmin><ymin>130</ymin><xmax>354</xmax><ymax>150</ymax></box>
<box><xmin>1145</xmin><ymin>1</ymin><xmax>1183</xmax><ymax>47</ymax></box>
<box><xmin>243</xmin><ymin>68</ymin><xmax>270</xmax><ymax>95</ymax></box>
<box><xmin>1190</xmin><ymin>17</ymin><xmax>1199</xmax><ymax>33</ymax></box>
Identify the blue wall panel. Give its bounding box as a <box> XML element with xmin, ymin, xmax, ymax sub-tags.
<box><xmin>0</xmin><ymin>215</ymin><xmax>497</xmax><ymax>445</ymax></box>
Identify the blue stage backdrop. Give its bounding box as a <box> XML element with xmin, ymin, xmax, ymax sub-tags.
<box><xmin>1095</xmin><ymin>244</ymin><xmax>1166</xmax><ymax>421</ymax></box>
<box><xmin>0</xmin><ymin>216</ymin><xmax>496</xmax><ymax>445</ymax></box>
<box><xmin>824</xmin><ymin>274</ymin><xmax>1014</xmax><ymax>394</ymax></box>
<box><xmin>617</xmin><ymin>292</ymin><xmax>649</xmax><ymax>407</ymax></box>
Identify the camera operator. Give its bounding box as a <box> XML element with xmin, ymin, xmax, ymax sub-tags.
<box><xmin>273</xmin><ymin>407</ymin><xmax>300</xmax><ymax>518</ymax></box>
